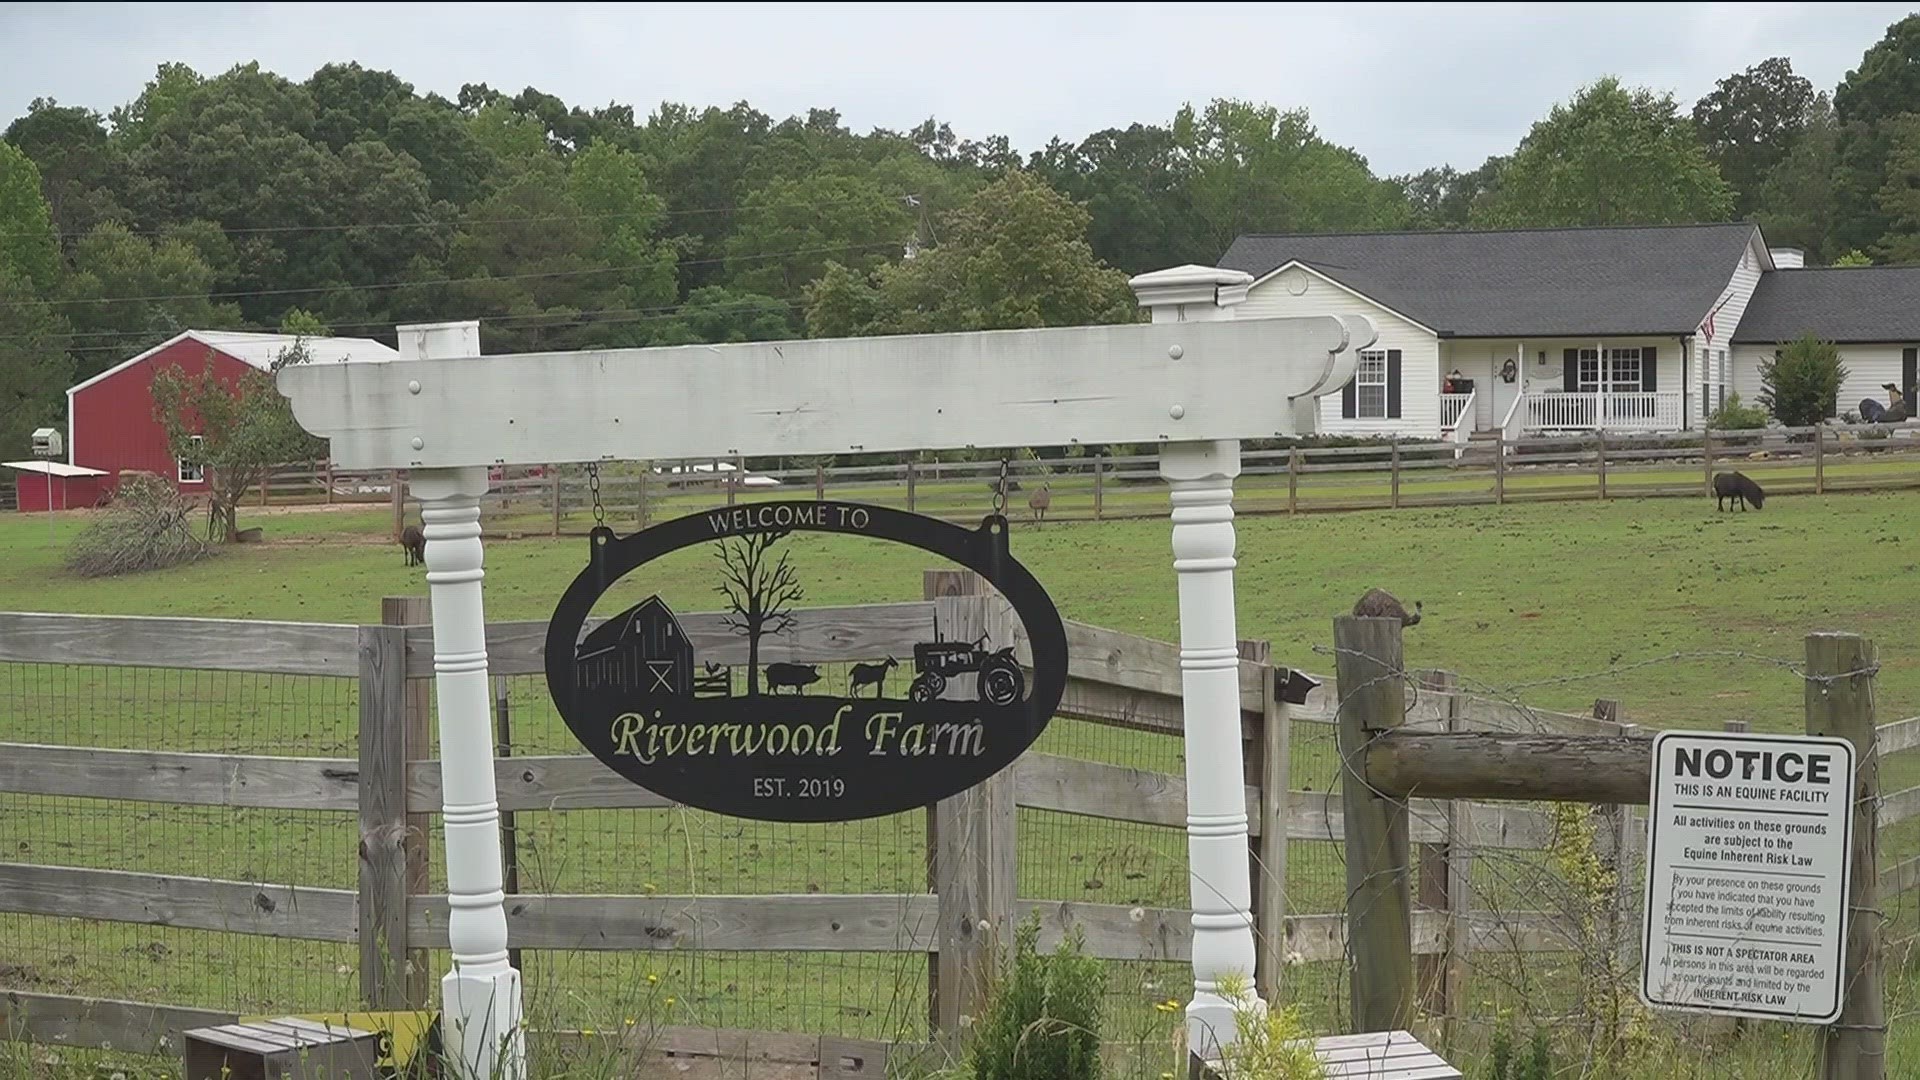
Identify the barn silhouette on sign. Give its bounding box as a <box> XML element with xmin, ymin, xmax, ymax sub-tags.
<box><xmin>575</xmin><ymin>595</ymin><xmax>694</xmax><ymax>696</ymax></box>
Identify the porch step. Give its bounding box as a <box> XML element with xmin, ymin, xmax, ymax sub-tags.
<box><xmin>1467</xmin><ymin>430</ymin><xmax>1502</xmax><ymax>441</ymax></box>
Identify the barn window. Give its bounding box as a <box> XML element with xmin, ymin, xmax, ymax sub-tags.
<box><xmin>1355</xmin><ymin>350</ymin><xmax>1388</xmax><ymax>418</ymax></box>
<box><xmin>178</xmin><ymin>435</ymin><xmax>205</xmax><ymax>484</ymax></box>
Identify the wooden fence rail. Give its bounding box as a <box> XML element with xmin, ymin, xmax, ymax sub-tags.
<box><xmin>2</xmin><ymin>602</ymin><xmax>1915</xmax><ymax>1063</ymax></box>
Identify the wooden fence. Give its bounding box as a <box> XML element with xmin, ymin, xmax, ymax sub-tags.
<box><xmin>240</xmin><ymin>421</ymin><xmax>1920</xmax><ymax>537</ymax></box>
<box><xmin>1</xmin><ymin>594</ymin><xmax>1889</xmax><ymax>1067</ymax></box>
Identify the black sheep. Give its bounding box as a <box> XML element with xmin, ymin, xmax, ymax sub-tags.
<box><xmin>1712</xmin><ymin>471</ymin><xmax>1766</xmax><ymax>512</ymax></box>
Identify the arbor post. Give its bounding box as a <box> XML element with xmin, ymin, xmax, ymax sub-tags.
<box><xmin>1162</xmin><ymin>439</ymin><xmax>1261</xmax><ymax>1063</ymax></box>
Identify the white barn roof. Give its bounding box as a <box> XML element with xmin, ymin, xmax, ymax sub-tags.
<box><xmin>69</xmin><ymin>329</ymin><xmax>402</xmax><ymax>396</ymax></box>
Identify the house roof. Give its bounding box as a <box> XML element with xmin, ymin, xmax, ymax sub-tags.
<box><xmin>68</xmin><ymin>329</ymin><xmax>402</xmax><ymax>396</ymax></box>
<box><xmin>1732</xmin><ymin>266</ymin><xmax>1920</xmax><ymax>344</ymax></box>
<box><xmin>1217</xmin><ymin>222</ymin><xmax>1762</xmax><ymax>338</ymax></box>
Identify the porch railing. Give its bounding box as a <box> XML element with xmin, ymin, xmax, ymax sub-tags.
<box><xmin>1519</xmin><ymin>391</ymin><xmax>1684</xmax><ymax>431</ymax></box>
<box><xmin>1440</xmin><ymin>392</ymin><xmax>1474</xmax><ymax>431</ymax></box>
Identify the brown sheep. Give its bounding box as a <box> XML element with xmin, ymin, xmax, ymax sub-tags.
<box><xmin>400</xmin><ymin>524</ymin><xmax>426</xmax><ymax>566</ymax></box>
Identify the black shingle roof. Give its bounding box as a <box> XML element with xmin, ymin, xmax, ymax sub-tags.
<box><xmin>1218</xmin><ymin>223</ymin><xmax>1759</xmax><ymax>338</ymax></box>
<box><xmin>1732</xmin><ymin>266</ymin><xmax>1920</xmax><ymax>344</ymax></box>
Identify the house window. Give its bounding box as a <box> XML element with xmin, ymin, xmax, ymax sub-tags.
<box><xmin>1577</xmin><ymin>347</ymin><xmax>1643</xmax><ymax>391</ymax></box>
<box><xmin>1355</xmin><ymin>350</ymin><xmax>1388</xmax><ymax>418</ymax></box>
<box><xmin>178</xmin><ymin>435</ymin><xmax>205</xmax><ymax>484</ymax></box>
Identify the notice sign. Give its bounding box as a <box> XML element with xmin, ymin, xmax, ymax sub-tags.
<box><xmin>1641</xmin><ymin>731</ymin><xmax>1856</xmax><ymax>1023</ymax></box>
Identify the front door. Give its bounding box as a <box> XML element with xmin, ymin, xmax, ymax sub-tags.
<box><xmin>1486</xmin><ymin>350</ymin><xmax>1520</xmax><ymax>431</ymax></box>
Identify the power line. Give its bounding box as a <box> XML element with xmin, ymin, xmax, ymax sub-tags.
<box><xmin>0</xmin><ymin>191</ymin><xmax>922</xmax><ymax>241</ymax></box>
<box><xmin>0</xmin><ymin>240</ymin><xmax>902</xmax><ymax>311</ymax></box>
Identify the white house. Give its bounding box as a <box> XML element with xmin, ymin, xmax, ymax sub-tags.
<box><xmin>1199</xmin><ymin>223</ymin><xmax>1917</xmax><ymax>439</ymax></box>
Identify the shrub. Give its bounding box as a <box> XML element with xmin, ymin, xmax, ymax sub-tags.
<box><xmin>65</xmin><ymin>473</ymin><xmax>210</xmax><ymax>577</ymax></box>
<box><xmin>970</xmin><ymin>913</ymin><xmax>1104</xmax><ymax>1080</ymax></box>
<box><xmin>1758</xmin><ymin>334</ymin><xmax>1847</xmax><ymax>426</ymax></box>
<box><xmin>1212</xmin><ymin>973</ymin><xmax>1325</xmax><ymax>1080</ymax></box>
<box><xmin>1706</xmin><ymin>392</ymin><xmax>1769</xmax><ymax>432</ymax></box>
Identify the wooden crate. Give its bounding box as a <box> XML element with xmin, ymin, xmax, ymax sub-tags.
<box><xmin>182</xmin><ymin>1017</ymin><xmax>381</xmax><ymax>1079</ymax></box>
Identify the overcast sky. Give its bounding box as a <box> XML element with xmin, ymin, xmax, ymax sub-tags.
<box><xmin>2</xmin><ymin>2</ymin><xmax>1913</xmax><ymax>176</ymax></box>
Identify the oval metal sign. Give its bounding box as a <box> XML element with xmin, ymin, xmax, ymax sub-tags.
<box><xmin>544</xmin><ymin>501</ymin><xmax>1067</xmax><ymax>822</ymax></box>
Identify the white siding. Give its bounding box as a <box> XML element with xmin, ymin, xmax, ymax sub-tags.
<box><xmin>1733</xmin><ymin>343</ymin><xmax>1911</xmax><ymax>421</ymax></box>
<box><xmin>1237</xmin><ymin>266</ymin><xmax>1442</xmax><ymax>437</ymax></box>
<box><xmin>1699</xmin><ymin>239</ymin><xmax>1766</xmax><ymax>421</ymax></box>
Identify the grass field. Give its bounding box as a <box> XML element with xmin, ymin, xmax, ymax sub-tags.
<box><xmin>2</xmin><ymin>490</ymin><xmax>1917</xmax><ymax>1078</ymax></box>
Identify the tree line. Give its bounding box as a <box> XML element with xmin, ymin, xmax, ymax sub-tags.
<box><xmin>4</xmin><ymin>15</ymin><xmax>1920</xmax><ymax>457</ymax></box>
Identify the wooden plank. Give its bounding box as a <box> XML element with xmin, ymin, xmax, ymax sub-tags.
<box><xmin>407</xmin><ymin>602</ymin><xmax>937</xmax><ymax>677</ymax></box>
<box><xmin>0</xmin><ymin>990</ymin><xmax>237</xmax><ymax>1055</ymax></box>
<box><xmin>388</xmin><ymin>595</ymin><xmax>434</xmax><ymax>1008</ymax></box>
<box><xmin>407</xmin><ymin>893</ymin><xmax>939</xmax><ymax>952</ymax></box>
<box><xmin>0</xmin><ymin>611</ymin><xmax>359</xmax><ymax>675</ymax></box>
<box><xmin>1882</xmin><ymin>783</ymin><xmax>1920</xmax><ymax>829</ymax></box>
<box><xmin>0</xmin><ymin>742</ymin><xmax>358</xmax><ymax>810</ymax></box>
<box><xmin>1255</xmin><ymin>661</ymin><xmax>1291</xmax><ymax>1001</ymax></box>
<box><xmin>407</xmin><ymin>755</ymin><xmax>674</xmax><ymax>812</ymax></box>
<box><xmin>0</xmin><ymin>863</ymin><xmax>357</xmax><ymax>942</ymax></box>
<box><xmin>1019</xmin><ymin>900</ymin><xmax>1191</xmax><ymax>961</ymax></box>
<box><xmin>1366</xmin><ymin>731</ymin><xmax>1655</xmax><ymax>804</ymax></box>
<box><xmin>1063</xmin><ymin>619</ymin><xmax>1266</xmax><ymax>711</ymax></box>
<box><xmin>1056</xmin><ymin>676</ymin><xmax>1187</xmax><ymax>735</ymax></box>
<box><xmin>1334</xmin><ymin>615</ymin><xmax>1415</xmax><ymax>1035</ymax></box>
<box><xmin>358</xmin><ymin>621</ymin><xmax>410</xmax><ymax>1009</ymax></box>
<box><xmin>1013</xmin><ymin>753</ymin><xmax>1260</xmax><ymax>833</ymax></box>
<box><xmin>1878</xmin><ymin>715</ymin><xmax>1920</xmax><ymax>756</ymax></box>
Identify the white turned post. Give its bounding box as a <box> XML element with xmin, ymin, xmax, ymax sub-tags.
<box><xmin>1162</xmin><ymin>438</ymin><xmax>1260</xmax><ymax>1059</ymax></box>
<box><xmin>401</xmin><ymin>319</ymin><xmax>522</xmax><ymax>1079</ymax></box>
<box><xmin>1131</xmin><ymin>267</ymin><xmax>1264</xmax><ymax>1059</ymax></box>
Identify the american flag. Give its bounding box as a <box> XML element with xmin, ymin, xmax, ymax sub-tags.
<box><xmin>1700</xmin><ymin>293</ymin><xmax>1733</xmax><ymax>344</ymax></box>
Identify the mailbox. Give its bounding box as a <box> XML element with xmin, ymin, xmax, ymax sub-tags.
<box><xmin>30</xmin><ymin>427</ymin><xmax>61</xmax><ymax>459</ymax></box>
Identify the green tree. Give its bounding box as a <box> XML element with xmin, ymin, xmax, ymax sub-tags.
<box><xmin>0</xmin><ymin>269</ymin><xmax>72</xmax><ymax>457</ymax></box>
<box><xmin>1173</xmin><ymin>99</ymin><xmax>1409</xmax><ymax>254</ymax></box>
<box><xmin>1833</xmin><ymin>249</ymin><xmax>1874</xmax><ymax>266</ymax></box>
<box><xmin>724</xmin><ymin>172</ymin><xmax>911</xmax><ymax>301</ymax></box>
<box><xmin>1028</xmin><ymin>123</ymin><xmax>1205</xmax><ymax>272</ymax></box>
<box><xmin>1692</xmin><ymin>58</ymin><xmax>1817</xmax><ymax>216</ymax></box>
<box><xmin>0</xmin><ymin>141</ymin><xmax>60</xmax><ymax>292</ymax></box>
<box><xmin>1753</xmin><ymin>96</ymin><xmax>1839</xmax><ymax>259</ymax></box>
<box><xmin>278</xmin><ymin>307</ymin><xmax>330</xmax><ymax>336</ymax></box>
<box><xmin>566</xmin><ymin>141</ymin><xmax>678</xmax><ymax>309</ymax></box>
<box><xmin>108</xmin><ymin>62</ymin><xmax>204</xmax><ymax>149</ymax></box>
<box><xmin>1399</xmin><ymin>157</ymin><xmax>1505</xmax><ymax>229</ymax></box>
<box><xmin>1833</xmin><ymin>15</ymin><xmax>1920</xmax><ymax>251</ymax></box>
<box><xmin>4</xmin><ymin>98</ymin><xmax>128</xmax><ymax>241</ymax></box>
<box><xmin>1475</xmin><ymin>77</ymin><xmax>1734</xmax><ymax>227</ymax></box>
<box><xmin>1759</xmin><ymin>334</ymin><xmax>1848</xmax><ymax>425</ymax></box>
<box><xmin>1873</xmin><ymin>114</ymin><xmax>1920</xmax><ymax>263</ymax></box>
<box><xmin>151</xmin><ymin>345</ymin><xmax>323</xmax><ymax>541</ymax></box>
<box><xmin>804</xmin><ymin>172</ymin><xmax>1137</xmax><ymax>336</ymax></box>
<box><xmin>60</xmin><ymin>222</ymin><xmax>241</xmax><ymax>377</ymax></box>
<box><xmin>649</xmin><ymin>286</ymin><xmax>792</xmax><ymax>344</ymax></box>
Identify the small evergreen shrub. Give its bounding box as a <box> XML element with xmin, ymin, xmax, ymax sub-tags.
<box><xmin>1706</xmin><ymin>392</ymin><xmax>1769</xmax><ymax>432</ymax></box>
<box><xmin>970</xmin><ymin>913</ymin><xmax>1104</xmax><ymax>1080</ymax></box>
<box><xmin>1759</xmin><ymin>334</ymin><xmax>1847</xmax><ymax>426</ymax></box>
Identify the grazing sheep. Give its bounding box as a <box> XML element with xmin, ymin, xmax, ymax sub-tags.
<box><xmin>1712</xmin><ymin>470</ymin><xmax>1766</xmax><ymax>512</ymax></box>
<box><xmin>849</xmin><ymin>657</ymin><xmax>897</xmax><ymax>697</ymax></box>
<box><xmin>400</xmin><ymin>524</ymin><xmax>426</xmax><ymax>566</ymax></box>
<box><xmin>1353</xmin><ymin>587</ymin><xmax>1422</xmax><ymax>626</ymax></box>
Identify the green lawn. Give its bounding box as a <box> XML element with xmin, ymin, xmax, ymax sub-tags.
<box><xmin>2</xmin><ymin>491</ymin><xmax>1917</xmax><ymax>1078</ymax></box>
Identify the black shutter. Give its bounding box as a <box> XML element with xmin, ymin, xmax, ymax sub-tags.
<box><xmin>1386</xmin><ymin>350</ymin><xmax>1403</xmax><ymax>419</ymax></box>
<box><xmin>1564</xmin><ymin>348</ymin><xmax>1580</xmax><ymax>390</ymax></box>
<box><xmin>1641</xmin><ymin>346</ymin><xmax>1658</xmax><ymax>392</ymax></box>
<box><xmin>1342</xmin><ymin>373</ymin><xmax>1356</xmax><ymax>418</ymax></box>
<box><xmin>1905</xmin><ymin>347</ymin><xmax>1917</xmax><ymax>414</ymax></box>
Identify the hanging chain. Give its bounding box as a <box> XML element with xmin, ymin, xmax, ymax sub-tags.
<box><xmin>586</xmin><ymin>462</ymin><xmax>606</xmax><ymax>526</ymax></box>
<box><xmin>993</xmin><ymin>455</ymin><xmax>1010</xmax><ymax>517</ymax></box>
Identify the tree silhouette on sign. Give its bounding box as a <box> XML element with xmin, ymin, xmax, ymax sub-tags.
<box><xmin>715</xmin><ymin>531</ymin><xmax>804</xmax><ymax>696</ymax></box>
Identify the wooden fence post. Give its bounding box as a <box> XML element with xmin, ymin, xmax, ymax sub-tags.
<box><xmin>1703</xmin><ymin>431</ymin><xmax>1715</xmax><ymax>495</ymax></box>
<box><xmin>1806</xmin><ymin>633</ymin><xmax>1884</xmax><ymax>1080</ymax></box>
<box><xmin>495</xmin><ymin>675</ymin><xmax>523</xmax><ymax>977</ymax></box>
<box><xmin>382</xmin><ymin>596</ymin><xmax>434</xmax><ymax>1007</ymax></box>
<box><xmin>390</xmin><ymin>471</ymin><xmax>406</xmax><ymax>542</ymax></box>
<box><xmin>1816</xmin><ymin>426</ymin><xmax>1827</xmax><ymax>495</ymax></box>
<box><xmin>1287</xmin><ymin>447</ymin><xmax>1300</xmax><ymax>514</ymax></box>
<box><xmin>924</xmin><ymin>571</ymin><xmax>1017</xmax><ymax>1044</ymax></box>
<box><xmin>1093</xmin><ymin>456</ymin><xmax>1105</xmax><ymax>520</ymax></box>
<box><xmin>1595</xmin><ymin>432</ymin><xmax>1608</xmax><ymax>500</ymax></box>
<box><xmin>1415</xmin><ymin>671</ymin><xmax>1466</xmax><ymax>1034</ymax></box>
<box><xmin>324</xmin><ymin>461</ymin><xmax>335</xmax><ymax>506</ymax></box>
<box><xmin>1237</xmin><ymin>640</ymin><xmax>1290</xmax><ymax>1001</ymax></box>
<box><xmin>815</xmin><ymin>463</ymin><xmax>826</xmax><ymax>502</ymax></box>
<box><xmin>1333</xmin><ymin>615</ymin><xmax>1415</xmax><ymax>1035</ymax></box>
<box><xmin>1390</xmin><ymin>440</ymin><xmax>1401</xmax><ymax>509</ymax></box>
<box><xmin>1493</xmin><ymin>437</ymin><xmax>1506</xmax><ymax>504</ymax></box>
<box><xmin>358</xmin><ymin>609</ymin><xmax>409</xmax><ymax>1008</ymax></box>
<box><xmin>729</xmin><ymin>456</ymin><xmax>742</xmax><ymax>505</ymax></box>
<box><xmin>637</xmin><ymin>463</ymin><xmax>650</xmax><ymax>528</ymax></box>
<box><xmin>550</xmin><ymin>465</ymin><xmax>562</xmax><ymax>537</ymax></box>
<box><xmin>905</xmin><ymin>460</ymin><xmax>917</xmax><ymax>512</ymax></box>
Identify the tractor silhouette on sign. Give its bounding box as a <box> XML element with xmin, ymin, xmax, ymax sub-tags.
<box><xmin>908</xmin><ymin>630</ymin><xmax>1024</xmax><ymax>706</ymax></box>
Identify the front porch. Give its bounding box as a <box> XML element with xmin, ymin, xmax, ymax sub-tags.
<box><xmin>1439</xmin><ymin>337</ymin><xmax>1694</xmax><ymax>437</ymax></box>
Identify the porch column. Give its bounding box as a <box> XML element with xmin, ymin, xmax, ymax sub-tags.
<box><xmin>414</xmin><ymin>466</ymin><xmax>523</xmax><ymax>1079</ymax></box>
<box><xmin>1161</xmin><ymin>438</ymin><xmax>1259</xmax><ymax>1060</ymax></box>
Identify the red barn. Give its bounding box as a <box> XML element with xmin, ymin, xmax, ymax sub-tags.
<box><xmin>4</xmin><ymin>461</ymin><xmax>110</xmax><ymax>511</ymax></box>
<box><xmin>64</xmin><ymin>330</ymin><xmax>401</xmax><ymax>497</ymax></box>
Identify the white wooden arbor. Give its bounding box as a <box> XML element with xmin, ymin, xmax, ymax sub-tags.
<box><xmin>277</xmin><ymin>272</ymin><xmax>1375</xmax><ymax>1077</ymax></box>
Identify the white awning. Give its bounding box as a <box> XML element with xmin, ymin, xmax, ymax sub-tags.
<box><xmin>1</xmin><ymin>461</ymin><xmax>109</xmax><ymax>478</ymax></box>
